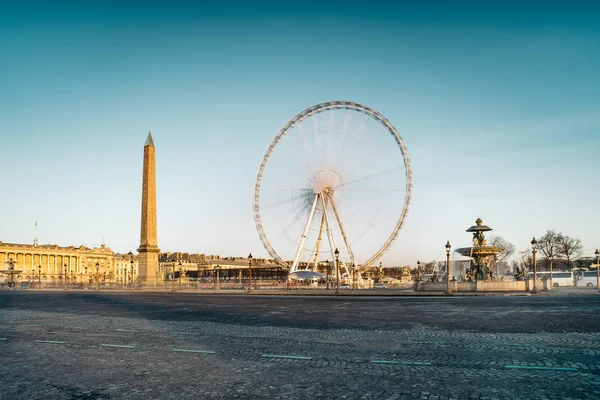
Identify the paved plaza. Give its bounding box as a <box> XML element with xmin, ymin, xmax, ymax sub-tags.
<box><xmin>0</xmin><ymin>291</ymin><xmax>599</xmax><ymax>400</ymax></box>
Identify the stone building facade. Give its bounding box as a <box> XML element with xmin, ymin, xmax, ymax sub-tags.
<box><xmin>0</xmin><ymin>241</ymin><xmax>138</xmax><ymax>285</ymax></box>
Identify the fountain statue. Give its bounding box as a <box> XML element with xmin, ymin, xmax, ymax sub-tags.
<box><xmin>455</xmin><ymin>218</ymin><xmax>504</xmax><ymax>280</ymax></box>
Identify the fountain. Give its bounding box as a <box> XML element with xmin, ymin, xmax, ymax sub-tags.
<box><xmin>455</xmin><ymin>218</ymin><xmax>504</xmax><ymax>281</ymax></box>
<box><xmin>416</xmin><ymin>218</ymin><xmax>532</xmax><ymax>292</ymax></box>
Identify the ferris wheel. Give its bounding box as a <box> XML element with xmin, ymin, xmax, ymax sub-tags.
<box><xmin>253</xmin><ymin>101</ymin><xmax>412</xmax><ymax>276</ymax></box>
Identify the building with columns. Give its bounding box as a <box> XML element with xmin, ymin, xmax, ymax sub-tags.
<box><xmin>0</xmin><ymin>241</ymin><xmax>137</xmax><ymax>285</ymax></box>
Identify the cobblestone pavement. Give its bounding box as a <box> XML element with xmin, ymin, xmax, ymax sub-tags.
<box><xmin>0</xmin><ymin>292</ymin><xmax>598</xmax><ymax>400</ymax></box>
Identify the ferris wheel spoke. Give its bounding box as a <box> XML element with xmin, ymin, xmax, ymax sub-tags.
<box><xmin>334</xmin><ymin>110</ymin><xmax>353</xmax><ymax>154</ymax></box>
<box><xmin>336</xmin><ymin>165</ymin><xmax>404</xmax><ymax>190</ymax></box>
<box><xmin>296</xmin><ymin>123</ymin><xmax>313</xmax><ymax>160</ymax></box>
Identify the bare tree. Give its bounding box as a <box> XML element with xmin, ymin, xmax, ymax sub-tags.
<box><xmin>488</xmin><ymin>235</ymin><xmax>515</xmax><ymax>277</ymax></box>
<box><xmin>537</xmin><ymin>230</ymin><xmax>563</xmax><ymax>260</ymax></box>
<box><xmin>557</xmin><ymin>235</ymin><xmax>583</xmax><ymax>269</ymax></box>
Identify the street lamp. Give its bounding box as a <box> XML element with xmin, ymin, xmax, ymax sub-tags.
<box><xmin>84</xmin><ymin>266</ymin><xmax>88</xmax><ymax>289</ymax></box>
<box><xmin>178</xmin><ymin>261</ymin><xmax>182</xmax><ymax>291</ymax></box>
<box><xmin>445</xmin><ymin>240</ymin><xmax>452</xmax><ymax>295</ymax></box>
<box><xmin>335</xmin><ymin>248</ymin><xmax>340</xmax><ymax>295</ymax></box>
<box><xmin>31</xmin><ymin>268</ymin><xmax>35</xmax><ymax>288</ymax></box>
<box><xmin>595</xmin><ymin>248</ymin><xmax>599</xmax><ymax>290</ymax></box>
<box><xmin>129</xmin><ymin>251</ymin><xmax>135</xmax><ymax>291</ymax></box>
<box><xmin>325</xmin><ymin>260</ymin><xmax>330</xmax><ymax>290</ymax></box>
<box><xmin>214</xmin><ymin>265</ymin><xmax>221</xmax><ymax>290</ymax></box>
<box><xmin>531</xmin><ymin>237</ymin><xmax>538</xmax><ymax>294</ymax></box>
<box><xmin>95</xmin><ymin>262</ymin><xmax>100</xmax><ymax>291</ymax></box>
<box><xmin>247</xmin><ymin>253</ymin><xmax>253</xmax><ymax>294</ymax></box>
<box><xmin>64</xmin><ymin>264</ymin><xmax>68</xmax><ymax>289</ymax></box>
<box><xmin>417</xmin><ymin>260</ymin><xmax>421</xmax><ymax>282</ymax></box>
<box><xmin>38</xmin><ymin>265</ymin><xmax>41</xmax><ymax>290</ymax></box>
<box><xmin>548</xmin><ymin>255</ymin><xmax>554</xmax><ymax>284</ymax></box>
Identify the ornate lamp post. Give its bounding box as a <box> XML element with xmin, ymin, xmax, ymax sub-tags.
<box><xmin>130</xmin><ymin>252</ymin><xmax>135</xmax><ymax>291</ymax></box>
<box><xmin>38</xmin><ymin>265</ymin><xmax>42</xmax><ymax>290</ymax></box>
<box><xmin>247</xmin><ymin>253</ymin><xmax>253</xmax><ymax>294</ymax></box>
<box><xmin>84</xmin><ymin>266</ymin><xmax>88</xmax><ymax>288</ymax></box>
<box><xmin>31</xmin><ymin>267</ymin><xmax>35</xmax><ymax>288</ymax></box>
<box><xmin>531</xmin><ymin>237</ymin><xmax>538</xmax><ymax>294</ymax></box>
<box><xmin>445</xmin><ymin>241</ymin><xmax>452</xmax><ymax>295</ymax></box>
<box><xmin>95</xmin><ymin>262</ymin><xmax>100</xmax><ymax>291</ymax></box>
<box><xmin>595</xmin><ymin>248</ymin><xmax>599</xmax><ymax>290</ymax></box>
<box><xmin>214</xmin><ymin>265</ymin><xmax>221</xmax><ymax>290</ymax></box>
<box><xmin>325</xmin><ymin>260</ymin><xmax>330</xmax><ymax>290</ymax></box>
<box><xmin>352</xmin><ymin>268</ymin><xmax>357</xmax><ymax>290</ymax></box>
<box><xmin>335</xmin><ymin>248</ymin><xmax>340</xmax><ymax>295</ymax></box>
<box><xmin>178</xmin><ymin>261</ymin><xmax>183</xmax><ymax>291</ymax></box>
<box><xmin>64</xmin><ymin>264</ymin><xmax>69</xmax><ymax>289</ymax></box>
<box><xmin>63</xmin><ymin>263</ymin><xmax>68</xmax><ymax>291</ymax></box>
<box><xmin>417</xmin><ymin>260</ymin><xmax>421</xmax><ymax>282</ymax></box>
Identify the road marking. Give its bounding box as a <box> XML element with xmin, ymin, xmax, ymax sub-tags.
<box><xmin>173</xmin><ymin>349</ymin><xmax>216</xmax><ymax>354</ymax></box>
<box><xmin>261</xmin><ymin>354</ymin><xmax>313</xmax><ymax>360</ymax></box>
<box><xmin>100</xmin><ymin>343</ymin><xmax>136</xmax><ymax>349</ymax></box>
<box><xmin>0</xmin><ymin>338</ymin><xmax>7</xmax><ymax>341</ymax></box>
<box><xmin>116</xmin><ymin>329</ymin><xmax>139</xmax><ymax>333</ymax></box>
<box><xmin>370</xmin><ymin>360</ymin><xmax>432</xmax><ymax>366</ymax></box>
<box><xmin>35</xmin><ymin>340</ymin><xmax>66</xmax><ymax>344</ymax></box>
<box><xmin>504</xmin><ymin>365</ymin><xmax>577</xmax><ymax>371</ymax></box>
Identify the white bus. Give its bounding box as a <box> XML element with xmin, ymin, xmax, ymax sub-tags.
<box><xmin>576</xmin><ymin>271</ymin><xmax>598</xmax><ymax>287</ymax></box>
<box><xmin>528</xmin><ymin>271</ymin><xmax>578</xmax><ymax>287</ymax></box>
<box><xmin>549</xmin><ymin>271</ymin><xmax>576</xmax><ymax>287</ymax></box>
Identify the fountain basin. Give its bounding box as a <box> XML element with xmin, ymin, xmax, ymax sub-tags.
<box><xmin>455</xmin><ymin>246</ymin><xmax>504</xmax><ymax>258</ymax></box>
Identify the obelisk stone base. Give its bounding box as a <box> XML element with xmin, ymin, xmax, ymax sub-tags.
<box><xmin>137</xmin><ymin>245</ymin><xmax>160</xmax><ymax>286</ymax></box>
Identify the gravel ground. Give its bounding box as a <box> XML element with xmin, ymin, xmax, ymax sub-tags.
<box><xmin>0</xmin><ymin>291</ymin><xmax>598</xmax><ymax>400</ymax></box>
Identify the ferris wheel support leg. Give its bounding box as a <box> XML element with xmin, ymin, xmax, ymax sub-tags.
<box><xmin>320</xmin><ymin>194</ymin><xmax>344</xmax><ymax>277</ymax></box>
<box><xmin>311</xmin><ymin>213</ymin><xmax>326</xmax><ymax>271</ymax></box>
<box><xmin>328</xmin><ymin>195</ymin><xmax>356</xmax><ymax>277</ymax></box>
<box><xmin>290</xmin><ymin>193</ymin><xmax>320</xmax><ymax>274</ymax></box>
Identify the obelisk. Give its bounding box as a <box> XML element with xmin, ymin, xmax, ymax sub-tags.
<box><xmin>137</xmin><ymin>131</ymin><xmax>160</xmax><ymax>286</ymax></box>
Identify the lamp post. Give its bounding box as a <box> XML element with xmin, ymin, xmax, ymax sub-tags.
<box><xmin>84</xmin><ymin>266</ymin><xmax>88</xmax><ymax>289</ymax></box>
<box><xmin>178</xmin><ymin>261</ymin><xmax>182</xmax><ymax>291</ymax></box>
<box><xmin>378</xmin><ymin>261</ymin><xmax>383</xmax><ymax>283</ymax></box>
<box><xmin>95</xmin><ymin>262</ymin><xmax>100</xmax><ymax>291</ymax></box>
<box><xmin>325</xmin><ymin>260</ymin><xmax>330</xmax><ymax>290</ymax></box>
<box><xmin>63</xmin><ymin>263</ymin><xmax>68</xmax><ymax>290</ymax></box>
<box><xmin>38</xmin><ymin>265</ymin><xmax>41</xmax><ymax>290</ymax></box>
<box><xmin>548</xmin><ymin>255</ymin><xmax>554</xmax><ymax>285</ymax></box>
<box><xmin>595</xmin><ymin>248</ymin><xmax>599</xmax><ymax>290</ymax></box>
<box><xmin>64</xmin><ymin>264</ymin><xmax>69</xmax><ymax>289</ymax></box>
<box><xmin>352</xmin><ymin>268</ymin><xmax>357</xmax><ymax>290</ymax></box>
<box><xmin>531</xmin><ymin>237</ymin><xmax>538</xmax><ymax>294</ymax></box>
<box><xmin>130</xmin><ymin>253</ymin><xmax>135</xmax><ymax>291</ymax></box>
<box><xmin>445</xmin><ymin>241</ymin><xmax>452</xmax><ymax>295</ymax></box>
<box><xmin>31</xmin><ymin>268</ymin><xmax>35</xmax><ymax>288</ymax></box>
<box><xmin>248</xmin><ymin>253</ymin><xmax>253</xmax><ymax>294</ymax></box>
<box><xmin>214</xmin><ymin>265</ymin><xmax>220</xmax><ymax>290</ymax></box>
<box><xmin>417</xmin><ymin>260</ymin><xmax>421</xmax><ymax>282</ymax></box>
<box><xmin>335</xmin><ymin>248</ymin><xmax>340</xmax><ymax>295</ymax></box>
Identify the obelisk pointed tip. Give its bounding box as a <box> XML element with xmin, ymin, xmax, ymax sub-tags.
<box><xmin>145</xmin><ymin>131</ymin><xmax>154</xmax><ymax>147</ymax></box>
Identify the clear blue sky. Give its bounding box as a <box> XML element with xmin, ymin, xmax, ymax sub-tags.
<box><xmin>1</xmin><ymin>0</ymin><xmax>598</xmax><ymax>266</ymax></box>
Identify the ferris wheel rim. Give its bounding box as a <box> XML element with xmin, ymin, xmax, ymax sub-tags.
<box><xmin>253</xmin><ymin>100</ymin><xmax>413</xmax><ymax>268</ymax></box>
